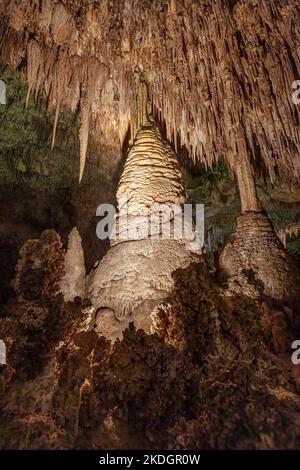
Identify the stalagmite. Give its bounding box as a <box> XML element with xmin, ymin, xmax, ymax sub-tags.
<box><xmin>88</xmin><ymin>85</ymin><xmax>201</xmax><ymax>340</ymax></box>
<box><xmin>0</xmin><ymin>339</ymin><xmax>6</xmax><ymax>365</ymax></box>
<box><xmin>60</xmin><ymin>227</ymin><xmax>86</xmax><ymax>302</ymax></box>
<box><xmin>219</xmin><ymin>153</ymin><xmax>300</xmax><ymax>306</ymax></box>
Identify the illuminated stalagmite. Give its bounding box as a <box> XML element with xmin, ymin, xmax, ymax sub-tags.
<box><xmin>219</xmin><ymin>153</ymin><xmax>300</xmax><ymax>305</ymax></box>
<box><xmin>88</xmin><ymin>109</ymin><xmax>200</xmax><ymax>340</ymax></box>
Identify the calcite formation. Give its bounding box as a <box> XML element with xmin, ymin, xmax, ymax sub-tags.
<box><xmin>60</xmin><ymin>227</ymin><xmax>86</xmax><ymax>302</ymax></box>
<box><xmin>217</xmin><ymin>116</ymin><xmax>300</xmax><ymax>305</ymax></box>
<box><xmin>88</xmin><ymin>121</ymin><xmax>200</xmax><ymax>339</ymax></box>
<box><xmin>117</xmin><ymin>125</ymin><xmax>185</xmax><ymax>208</ymax></box>
<box><xmin>1</xmin><ymin>0</ymin><xmax>300</xmax><ymax>185</ymax></box>
<box><xmin>219</xmin><ymin>211</ymin><xmax>300</xmax><ymax>305</ymax></box>
<box><xmin>278</xmin><ymin>222</ymin><xmax>300</xmax><ymax>247</ymax></box>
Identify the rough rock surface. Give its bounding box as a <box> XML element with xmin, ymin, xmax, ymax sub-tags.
<box><xmin>218</xmin><ymin>211</ymin><xmax>300</xmax><ymax>306</ymax></box>
<box><xmin>0</xmin><ymin>230</ymin><xmax>93</xmax><ymax>449</ymax></box>
<box><xmin>88</xmin><ymin>238</ymin><xmax>200</xmax><ymax>326</ymax></box>
<box><xmin>1</xmin><ymin>236</ymin><xmax>300</xmax><ymax>450</ymax></box>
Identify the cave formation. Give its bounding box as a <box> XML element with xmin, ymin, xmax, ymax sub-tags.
<box><xmin>219</xmin><ymin>147</ymin><xmax>300</xmax><ymax>304</ymax></box>
<box><xmin>88</xmin><ymin>82</ymin><xmax>200</xmax><ymax>340</ymax></box>
<box><xmin>0</xmin><ymin>0</ymin><xmax>300</xmax><ymax>451</ymax></box>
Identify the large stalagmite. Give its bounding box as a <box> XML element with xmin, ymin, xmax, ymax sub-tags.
<box><xmin>219</xmin><ymin>152</ymin><xmax>300</xmax><ymax>306</ymax></box>
<box><xmin>219</xmin><ymin>211</ymin><xmax>300</xmax><ymax>304</ymax></box>
<box><xmin>88</xmin><ymin>120</ymin><xmax>201</xmax><ymax>340</ymax></box>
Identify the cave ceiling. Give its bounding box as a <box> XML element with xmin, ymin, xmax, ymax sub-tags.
<box><xmin>1</xmin><ymin>0</ymin><xmax>300</xmax><ymax>183</ymax></box>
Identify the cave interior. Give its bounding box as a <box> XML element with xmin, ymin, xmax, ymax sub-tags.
<box><xmin>0</xmin><ymin>0</ymin><xmax>300</xmax><ymax>451</ymax></box>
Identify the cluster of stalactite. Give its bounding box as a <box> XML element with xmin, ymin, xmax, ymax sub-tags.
<box><xmin>1</xmin><ymin>0</ymin><xmax>300</xmax><ymax>183</ymax></box>
<box><xmin>278</xmin><ymin>221</ymin><xmax>300</xmax><ymax>247</ymax></box>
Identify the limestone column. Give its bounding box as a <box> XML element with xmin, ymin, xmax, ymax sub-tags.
<box><xmin>88</xmin><ymin>118</ymin><xmax>201</xmax><ymax>340</ymax></box>
<box><xmin>219</xmin><ymin>152</ymin><xmax>300</xmax><ymax>306</ymax></box>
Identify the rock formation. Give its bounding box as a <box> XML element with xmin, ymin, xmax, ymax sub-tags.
<box><xmin>1</xmin><ymin>243</ymin><xmax>300</xmax><ymax>450</ymax></box>
<box><xmin>1</xmin><ymin>0</ymin><xmax>300</xmax><ymax>186</ymax></box>
<box><xmin>219</xmin><ymin>150</ymin><xmax>300</xmax><ymax>305</ymax></box>
<box><xmin>60</xmin><ymin>227</ymin><xmax>86</xmax><ymax>302</ymax></box>
<box><xmin>219</xmin><ymin>210</ymin><xmax>300</xmax><ymax>304</ymax></box>
<box><xmin>88</xmin><ymin>107</ymin><xmax>201</xmax><ymax>340</ymax></box>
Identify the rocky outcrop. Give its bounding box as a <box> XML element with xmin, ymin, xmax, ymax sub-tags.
<box><xmin>0</xmin><ymin>229</ymin><xmax>93</xmax><ymax>448</ymax></box>
<box><xmin>1</xmin><ymin>250</ymin><xmax>300</xmax><ymax>450</ymax></box>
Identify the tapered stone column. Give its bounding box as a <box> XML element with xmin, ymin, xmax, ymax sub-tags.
<box><xmin>219</xmin><ymin>154</ymin><xmax>300</xmax><ymax>306</ymax></box>
<box><xmin>88</xmin><ymin>122</ymin><xmax>201</xmax><ymax>340</ymax></box>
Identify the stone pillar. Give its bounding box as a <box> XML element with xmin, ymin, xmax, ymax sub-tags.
<box><xmin>88</xmin><ymin>123</ymin><xmax>201</xmax><ymax>340</ymax></box>
<box><xmin>219</xmin><ymin>153</ymin><xmax>300</xmax><ymax>306</ymax></box>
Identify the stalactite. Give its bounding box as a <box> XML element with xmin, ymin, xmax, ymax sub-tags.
<box><xmin>79</xmin><ymin>99</ymin><xmax>90</xmax><ymax>184</ymax></box>
<box><xmin>277</xmin><ymin>222</ymin><xmax>300</xmax><ymax>247</ymax></box>
<box><xmin>25</xmin><ymin>86</ymin><xmax>31</xmax><ymax>109</ymax></box>
<box><xmin>235</xmin><ymin>151</ymin><xmax>261</xmax><ymax>213</ymax></box>
<box><xmin>51</xmin><ymin>100</ymin><xmax>60</xmax><ymax>150</ymax></box>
